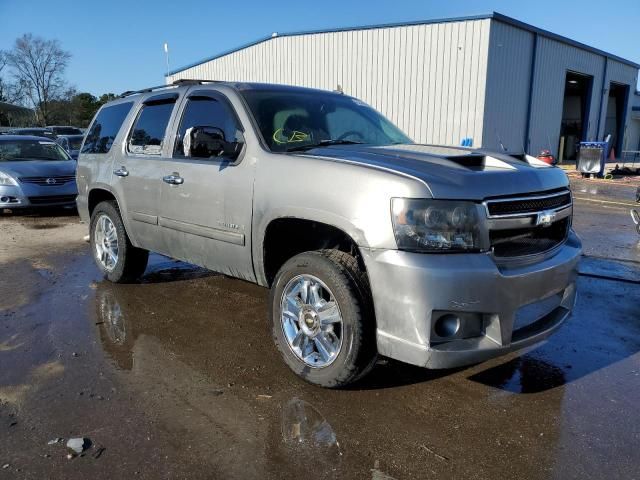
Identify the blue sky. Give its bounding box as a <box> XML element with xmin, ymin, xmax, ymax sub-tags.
<box><xmin>1</xmin><ymin>0</ymin><xmax>638</xmax><ymax>96</ymax></box>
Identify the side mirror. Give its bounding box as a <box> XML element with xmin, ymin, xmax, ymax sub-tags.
<box><xmin>185</xmin><ymin>126</ymin><xmax>244</xmax><ymax>160</ymax></box>
<box><xmin>57</xmin><ymin>136</ymin><xmax>70</xmax><ymax>152</ymax></box>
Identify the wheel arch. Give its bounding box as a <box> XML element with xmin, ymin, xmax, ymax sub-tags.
<box><xmin>88</xmin><ymin>187</ymin><xmax>118</xmax><ymax>217</ymax></box>
<box><xmin>259</xmin><ymin>215</ymin><xmax>368</xmax><ymax>288</ymax></box>
<box><xmin>87</xmin><ymin>187</ymin><xmax>140</xmax><ymax>247</ymax></box>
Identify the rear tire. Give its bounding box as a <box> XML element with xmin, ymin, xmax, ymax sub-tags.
<box><xmin>90</xmin><ymin>201</ymin><xmax>148</xmax><ymax>283</ymax></box>
<box><xmin>270</xmin><ymin>249</ymin><xmax>377</xmax><ymax>388</ymax></box>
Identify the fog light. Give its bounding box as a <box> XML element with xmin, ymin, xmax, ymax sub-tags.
<box><xmin>434</xmin><ymin>314</ymin><xmax>461</xmax><ymax>338</ymax></box>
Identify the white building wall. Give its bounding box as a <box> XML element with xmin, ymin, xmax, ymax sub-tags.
<box><xmin>169</xmin><ymin>17</ymin><xmax>638</xmax><ymax>156</ymax></box>
<box><xmin>168</xmin><ymin>19</ymin><xmax>492</xmax><ymax>146</ymax></box>
<box><xmin>524</xmin><ymin>38</ymin><xmax>637</xmax><ymax>158</ymax></box>
<box><xmin>527</xmin><ymin>36</ymin><xmax>606</xmax><ymax>157</ymax></box>
<box><xmin>482</xmin><ymin>21</ymin><xmax>535</xmax><ymax>152</ymax></box>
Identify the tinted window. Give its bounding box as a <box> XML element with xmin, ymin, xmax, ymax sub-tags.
<box><xmin>128</xmin><ymin>101</ymin><xmax>175</xmax><ymax>155</ymax></box>
<box><xmin>50</xmin><ymin>126</ymin><xmax>83</xmax><ymax>135</ymax></box>
<box><xmin>175</xmin><ymin>96</ymin><xmax>240</xmax><ymax>157</ymax></box>
<box><xmin>82</xmin><ymin>102</ymin><xmax>133</xmax><ymax>154</ymax></box>
<box><xmin>68</xmin><ymin>136</ymin><xmax>84</xmax><ymax>149</ymax></box>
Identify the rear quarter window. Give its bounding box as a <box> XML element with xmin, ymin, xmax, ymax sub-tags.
<box><xmin>82</xmin><ymin>102</ymin><xmax>134</xmax><ymax>154</ymax></box>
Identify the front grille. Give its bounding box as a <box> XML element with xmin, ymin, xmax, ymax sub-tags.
<box><xmin>28</xmin><ymin>195</ymin><xmax>76</xmax><ymax>205</ymax></box>
<box><xmin>20</xmin><ymin>175</ymin><xmax>76</xmax><ymax>186</ymax></box>
<box><xmin>490</xmin><ymin>218</ymin><xmax>570</xmax><ymax>257</ymax></box>
<box><xmin>486</xmin><ymin>191</ymin><xmax>571</xmax><ymax>217</ymax></box>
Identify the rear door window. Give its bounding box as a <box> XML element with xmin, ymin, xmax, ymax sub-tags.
<box><xmin>128</xmin><ymin>100</ymin><xmax>176</xmax><ymax>155</ymax></box>
<box><xmin>82</xmin><ymin>102</ymin><xmax>133</xmax><ymax>154</ymax></box>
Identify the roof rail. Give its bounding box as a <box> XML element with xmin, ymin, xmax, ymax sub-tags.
<box><xmin>171</xmin><ymin>79</ymin><xmax>219</xmax><ymax>85</ymax></box>
<box><xmin>119</xmin><ymin>79</ymin><xmax>219</xmax><ymax>98</ymax></box>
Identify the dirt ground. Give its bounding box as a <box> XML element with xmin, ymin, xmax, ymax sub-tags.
<box><xmin>0</xmin><ymin>178</ymin><xmax>639</xmax><ymax>479</ymax></box>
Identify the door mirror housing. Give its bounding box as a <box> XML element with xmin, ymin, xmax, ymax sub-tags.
<box><xmin>184</xmin><ymin>126</ymin><xmax>244</xmax><ymax>160</ymax></box>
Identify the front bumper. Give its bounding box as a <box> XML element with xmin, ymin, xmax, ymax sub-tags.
<box><xmin>361</xmin><ymin>230</ymin><xmax>581</xmax><ymax>369</ymax></box>
<box><xmin>0</xmin><ymin>182</ymin><xmax>78</xmax><ymax>209</ymax></box>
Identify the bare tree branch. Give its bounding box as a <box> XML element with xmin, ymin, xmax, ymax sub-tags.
<box><xmin>5</xmin><ymin>34</ymin><xmax>71</xmax><ymax>125</ymax></box>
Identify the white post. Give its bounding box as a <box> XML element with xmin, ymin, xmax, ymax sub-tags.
<box><xmin>163</xmin><ymin>42</ymin><xmax>170</xmax><ymax>81</ymax></box>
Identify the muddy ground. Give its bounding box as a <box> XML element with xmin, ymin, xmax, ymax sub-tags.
<box><xmin>1</xmin><ymin>178</ymin><xmax>639</xmax><ymax>480</ymax></box>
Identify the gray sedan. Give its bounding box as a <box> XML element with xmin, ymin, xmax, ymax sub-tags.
<box><xmin>0</xmin><ymin>135</ymin><xmax>77</xmax><ymax>209</ymax></box>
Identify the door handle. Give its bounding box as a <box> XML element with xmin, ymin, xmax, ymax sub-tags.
<box><xmin>113</xmin><ymin>166</ymin><xmax>129</xmax><ymax>177</ymax></box>
<box><xmin>163</xmin><ymin>173</ymin><xmax>184</xmax><ymax>185</ymax></box>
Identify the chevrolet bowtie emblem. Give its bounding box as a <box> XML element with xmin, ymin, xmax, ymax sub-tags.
<box><xmin>536</xmin><ymin>209</ymin><xmax>556</xmax><ymax>227</ymax></box>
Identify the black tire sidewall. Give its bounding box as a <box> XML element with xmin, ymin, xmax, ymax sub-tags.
<box><xmin>270</xmin><ymin>252</ymin><xmax>366</xmax><ymax>387</ymax></box>
<box><xmin>89</xmin><ymin>202</ymin><xmax>131</xmax><ymax>283</ymax></box>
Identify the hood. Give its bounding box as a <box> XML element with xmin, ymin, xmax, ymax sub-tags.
<box><xmin>296</xmin><ymin>144</ymin><xmax>569</xmax><ymax>200</ymax></box>
<box><xmin>0</xmin><ymin>160</ymin><xmax>76</xmax><ymax>179</ymax></box>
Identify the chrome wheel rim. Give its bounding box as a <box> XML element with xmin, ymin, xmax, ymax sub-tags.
<box><xmin>94</xmin><ymin>214</ymin><xmax>119</xmax><ymax>272</ymax></box>
<box><xmin>280</xmin><ymin>274</ymin><xmax>343</xmax><ymax>368</ymax></box>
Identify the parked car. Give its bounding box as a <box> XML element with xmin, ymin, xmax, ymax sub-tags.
<box><xmin>0</xmin><ymin>135</ymin><xmax>77</xmax><ymax>209</ymax></box>
<box><xmin>76</xmin><ymin>81</ymin><xmax>581</xmax><ymax>387</ymax></box>
<box><xmin>8</xmin><ymin>127</ymin><xmax>57</xmax><ymax>140</ymax></box>
<box><xmin>47</xmin><ymin>125</ymin><xmax>84</xmax><ymax>136</ymax></box>
<box><xmin>631</xmin><ymin>186</ymin><xmax>640</xmax><ymax>234</ymax></box>
<box><xmin>55</xmin><ymin>134</ymin><xmax>84</xmax><ymax>160</ymax></box>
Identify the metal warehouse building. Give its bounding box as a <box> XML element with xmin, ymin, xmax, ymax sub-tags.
<box><xmin>167</xmin><ymin>12</ymin><xmax>639</xmax><ymax>160</ymax></box>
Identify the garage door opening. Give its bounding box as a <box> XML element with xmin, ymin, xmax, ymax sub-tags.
<box><xmin>559</xmin><ymin>71</ymin><xmax>593</xmax><ymax>162</ymax></box>
<box><xmin>604</xmin><ymin>82</ymin><xmax>629</xmax><ymax>158</ymax></box>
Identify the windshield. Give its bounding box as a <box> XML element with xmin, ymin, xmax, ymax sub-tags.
<box><xmin>240</xmin><ymin>89</ymin><xmax>412</xmax><ymax>152</ymax></box>
<box><xmin>0</xmin><ymin>139</ymin><xmax>71</xmax><ymax>162</ymax></box>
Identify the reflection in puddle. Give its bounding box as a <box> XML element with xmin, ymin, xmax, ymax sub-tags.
<box><xmin>141</xmin><ymin>257</ymin><xmax>215</xmax><ymax>283</ymax></box>
<box><xmin>95</xmin><ymin>286</ymin><xmax>134</xmax><ymax>370</ymax></box>
<box><xmin>576</xmin><ymin>186</ymin><xmax>600</xmax><ymax>195</ymax></box>
<box><xmin>281</xmin><ymin>398</ymin><xmax>342</xmax><ymax>470</ymax></box>
<box><xmin>282</xmin><ymin>397</ymin><xmax>340</xmax><ymax>449</ymax></box>
<box><xmin>97</xmin><ymin>289</ymin><xmax>126</xmax><ymax>345</ymax></box>
<box><xmin>469</xmin><ymin>355</ymin><xmax>567</xmax><ymax>393</ymax></box>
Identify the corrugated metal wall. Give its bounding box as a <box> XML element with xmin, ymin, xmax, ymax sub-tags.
<box><xmin>629</xmin><ymin>94</ymin><xmax>640</xmax><ymax>152</ymax></box>
<box><xmin>168</xmin><ymin>19</ymin><xmax>492</xmax><ymax>146</ymax></box>
<box><xmin>482</xmin><ymin>21</ymin><xmax>534</xmax><ymax>152</ymax></box>
<box><xmin>527</xmin><ymin>36</ymin><xmax>606</xmax><ymax>157</ymax></box>
<box><xmin>523</xmin><ymin>36</ymin><xmax>637</xmax><ymax>158</ymax></box>
<box><xmin>169</xmin><ymin>17</ymin><xmax>638</xmax><ymax>156</ymax></box>
<box><xmin>599</xmin><ymin>60</ymin><xmax>638</xmax><ymax>152</ymax></box>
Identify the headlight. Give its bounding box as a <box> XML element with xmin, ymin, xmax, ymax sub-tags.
<box><xmin>0</xmin><ymin>171</ymin><xmax>18</xmax><ymax>186</ymax></box>
<box><xmin>391</xmin><ymin>198</ymin><xmax>482</xmax><ymax>252</ymax></box>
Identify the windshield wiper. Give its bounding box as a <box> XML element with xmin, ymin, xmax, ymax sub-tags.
<box><xmin>286</xmin><ymin>139</ymin><xmax>366</xmax><ymax>152</ymax></box>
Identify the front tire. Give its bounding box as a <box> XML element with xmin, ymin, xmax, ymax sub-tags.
<box><xmin>90</xmin><ymin>201</ymin><xmax>148</xmax><ymax>283</ymax></box>
<box><xmin>270</xmin><ymin>250</ymin><xmax>377</xmax><ymax>388</ymax></box>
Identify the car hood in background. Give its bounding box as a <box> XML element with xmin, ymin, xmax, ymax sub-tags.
<box><xmin>297</xmin><ymin>144</ymin><xmax>569</xmax><ymax>200</ymax></box>
<box><xmin>0</xmin><ymin>160</ymin><xmax>77</xmax><ymax>179</ymax></box>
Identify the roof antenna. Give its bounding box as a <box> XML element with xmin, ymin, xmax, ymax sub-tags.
<box><xmin>335</xmin><ymin>84</ymin><xmax>344</xmax><ymax>94</ymax></box>
<box><xmin>495</xmin><ymin>130</ymin><xmax>508</xmax><ymax>152</ymax></box>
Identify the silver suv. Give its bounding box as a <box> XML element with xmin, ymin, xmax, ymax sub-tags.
<box><xmin>76</xmin><ymin>80</ymin><xmax>581</xmax><ymax>387</ymax></box>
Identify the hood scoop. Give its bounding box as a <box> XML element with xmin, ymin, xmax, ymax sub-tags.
<box><xmin>445</xmin><ymin>154</ymin><xmax>516</xmax><ymax>171</ymax></box>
